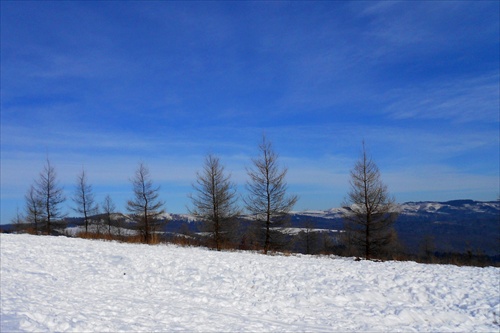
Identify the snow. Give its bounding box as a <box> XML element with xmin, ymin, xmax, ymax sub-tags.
<box><xmin>173</xmin><ymin>214</ymin><xmax>200</xmax><ymax>223</ymax></box>
<box><xmin>1</xmin><ymin>234</ymin><xmax>499</xmax><ymax>332</ymax></box>
<box><xmin>64</xmin><ymin>225</ymin><xmax>136</xmax><ymax>237</ymax></box>
<box><xmin>279</xmin><ymin>228</ymin><xmax>341</xmax><ymax>235</ymax></box>
<box><xmin>294</xmin><ymin>201</ymin><xmax>499</xmax><ymax>220</ymax></box>
<box><xmin>291</xmin><ymin>208</ymin><xmax>347</xmax><ymax>220</ymax></box>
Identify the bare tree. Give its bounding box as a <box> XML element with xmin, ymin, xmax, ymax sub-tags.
<box><xmin>126</xmin><ymin>163</ymin><xmax>165</xmax><ymax>244</ymax></box>
<box><xmin>25</xmin><ymin>184</ymin><xmax>43</xmax><ymax>234</ymax></box>
<box><xmin>11</xmin><ymin>206</ymin><xmax>25</xmax><ymax>233</ymax></box>
<box><xmin>342</xmin><ymin>142</ymin><xmax>399</xmax><ymax>259</ymax></box>
<box><xmin>35</xmin><ymin>159</ymin><xmax>66</xmax><ymax>234</ymax></box>
<box><xmin>420</xmin><ymin>234</ymin><xmax>436</xmax><ymax>263</ymax></box>
<box><xmin>102</xmin><ymin>195</ymin><xmax>116</xmax><ymax>236</ymax></box>
<box><xmin>72</xmin><ymin>169</ymin><xmax>98</xmax><ymax>233</ymax></box>
<box><xmin>188</xmin><ymin>154</ymin><xmax>240</xmax><ymax>251</ymax></box>
<box><xmin>295</xmin><ymin>220</ymin><xmax>320</xmax><ymax>254</ymax></box>
<box><xmin>245</xmin><ymin>136</ymin><xmax>298</xmax><ymax>254</ymax></box>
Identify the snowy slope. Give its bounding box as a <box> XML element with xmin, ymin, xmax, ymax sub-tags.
<box><xmin>1</xmin><ymin>234</ymin><xmax>499</xmax><ymax>332</ymax></box>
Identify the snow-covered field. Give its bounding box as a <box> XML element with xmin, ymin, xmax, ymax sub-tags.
<box><xmin>1</xmin><ymin>234</ymin><xmax>499</xmax><ymax>332</ymax></box>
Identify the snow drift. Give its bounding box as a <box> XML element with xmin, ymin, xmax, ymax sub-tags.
<box><xmin>1</xmin><ymin>234</ymin><xmax>498</xmax><ymax>332</ymax></box>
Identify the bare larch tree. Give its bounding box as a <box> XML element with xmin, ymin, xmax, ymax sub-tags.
<box><xmin>342</xmin><ymin>143</ymin><xmax>399</xmax><ymax>259</ymax></box>
<box><xmin>126</xmin><ymin>163</ymin><xmax>165</xmax><ymax>244</ymax></box>
<box><xmin>188</xmin><ymin>154</ymin><xmax>240</xmax><ymax>251</ymax></box>
<box><xmin>295</xmin><ymin>219</ymin><xmax>320</xmax><ymax>255</ymax></box>
<box><xmin>245</xmin><ymin>136</ymin><xmax>298</xmax><ymax>254</ymax></box>
<box><xmin>35</xmin><ymin>159</ymin><xmax>66</xmax><ymax>234</ymax></box>
<box><xmin>72</xmin><ymin>169</ymin><xmax>99</xmax><ymax>233</ymax></box>
<box><xmin>11</xmin><ymin>207</ymin><xmax>25</xmax><ymax>233</ymax></box>
<box><xmin>102</xmin><ymin>194</ymin><xmax>116</xmax><ymax>236</ymax></box>
<box><xmin>25</xmin><ymin>184</ymin><xmax>43</xmax><ymax>234</ymax></box>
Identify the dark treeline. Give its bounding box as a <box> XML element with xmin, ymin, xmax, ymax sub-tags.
<box><xmin>6</xmin><ymin>212</ymin><xmax>498</xmax><ymax>267</ymax></box>
<box><xmin>5</xmin><ymin>137</ymin><xmax>497</xmax><ymax>267</ymax></box>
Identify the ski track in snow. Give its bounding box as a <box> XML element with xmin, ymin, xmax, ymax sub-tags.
<box><xmin>1</xmin><ymin>234</ymin><xmax>499</xmax><ymax>332</ymax></box>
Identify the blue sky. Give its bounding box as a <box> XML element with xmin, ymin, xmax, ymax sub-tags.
<box><xmin>1</xmin><ymin>1</ymin><xmax>499</xmax><ymax>223</ymax></box>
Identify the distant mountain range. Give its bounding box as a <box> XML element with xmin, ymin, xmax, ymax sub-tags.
<box><xmin>127</xmin><ymin>199</ymin><xmax>500</xmax><ymax>257</ymax></box>
<box><xmin>2</xmin><ymin>200</ymin><xmax>499</xmax><ymax>257</ymax></box>
<box><xmin>288</xmin><ymin>200</ymin><xmax>500</xmax><ymax>256</ymax></box>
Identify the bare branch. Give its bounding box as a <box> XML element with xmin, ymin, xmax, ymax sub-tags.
<box><xmin>342</xmin><ymin>143</ymin><xmax>399</xmax><ymax>259</ymax></box>
<box><xmin>127</xmin><ymin>163</ymin><xmax>165</xmax><ymax>244</ymax></box>
<box><xmin>245</xmin><ymin>136</ymin><xmax>298</xmax><ymax>253</ymax></box>
<box><xmin>72</xmin><ymin>169</ymin><xmax>98</xmax><ymax>233</ymax></box>
<box><xmin>35</xmin><ymin>159</ymin><xmax>66</xmax><ymax>234</ymax></box>
<box><xmin>188</xmin><ymin>154</ymin><xmax>240</xmax><ymax>250</ymax></box>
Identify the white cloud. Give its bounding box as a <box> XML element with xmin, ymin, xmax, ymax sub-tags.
<box><xmin>383</xmin><ymin>73</ymin><xmax>500</xmax><ymax>123</ymax></box>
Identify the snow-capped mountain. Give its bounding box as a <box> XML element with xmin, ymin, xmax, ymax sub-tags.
<box><xmin>289</xmin><ymin>200</ymin><xmax>499</xmax><ymax>256</ymax></box>
<box><xmin>399</xmin><ymin>199</ymin><xmax>500</xmax><ymax>216</ymax></box>
<box><xmin>166</xmin><ymin>200</ymin><xmax>499</xmax><ymax>256</ymax></box>
<box><xmin>292</xmin><ymin>200</ymin><xmax>499</xmax><ymax>220</ymax></box>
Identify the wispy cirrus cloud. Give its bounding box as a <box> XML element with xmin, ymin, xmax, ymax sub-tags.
<box><xmin>382</xmin><ymin>73</ymin><xmax>499</xmax><ymax>123</ymax></box>
<box><xmin>355</xmin><ymin>1</ymin><xmax>499</xmax><ymax>58</ymax></box>
<box><xmin>1</xmin><ymin>1</ymin><xmax>498</xmax><ymax>223</ymax></box>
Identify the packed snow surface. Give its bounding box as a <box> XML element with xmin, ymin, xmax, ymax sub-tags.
<box><xmin>1</xmin><ymin>234</ymin><xmax>499</xmax><ymax>332</ymax></box>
